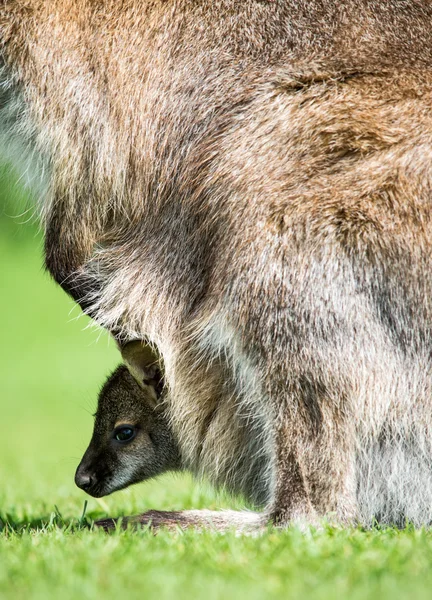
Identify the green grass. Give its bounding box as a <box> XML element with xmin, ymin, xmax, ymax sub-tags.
<box><xmin>2</xmin><ymin>169</ymin><xmax>432</xmax><ymax>600</ymax></box>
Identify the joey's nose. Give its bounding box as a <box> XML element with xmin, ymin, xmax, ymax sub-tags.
<box><xmin>75</xmin><ymin>468</ymin><xmax>95</xmax><ymax>491</ymax></box>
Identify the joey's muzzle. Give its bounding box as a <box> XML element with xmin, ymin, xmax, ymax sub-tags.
<box><xmin>75</xmin><ymin>463</ymin><xmax>97</xmax><ymax>493</ymax></box>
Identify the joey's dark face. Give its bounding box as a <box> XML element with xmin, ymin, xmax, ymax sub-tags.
<box><xmin>75</xmin><ymin>365</ymin><xmax>180</xmax><ymax>497</ymax></box>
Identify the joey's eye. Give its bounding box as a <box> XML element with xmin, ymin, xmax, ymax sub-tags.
<box><xmin>113</xmin><ymin>426</ymin><xmax>136</xmax><ymax>443</ymax></box>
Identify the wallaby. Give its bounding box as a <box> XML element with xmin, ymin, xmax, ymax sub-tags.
<box><xmin>75</xmin><ymin>363</ymin><xmax>181</xmax><ymax>500</ymax></box>
<box><xmin>4</xmin><ymin>1</ymin><xmax>432</xmax><ymax>530</ymax></box>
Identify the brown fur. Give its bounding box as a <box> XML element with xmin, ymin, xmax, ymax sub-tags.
<box><xmin>3</xmin><ymin>1</ymin><xmax>432</xmax><ymax>530</ymax></box>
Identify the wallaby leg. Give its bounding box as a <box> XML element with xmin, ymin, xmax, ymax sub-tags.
<box><xmin>269</xmin><ymin>406</ymin><xmax>358</xmax><ymax>527</ymax></box>
<box><xmin>94</xmin><ymin>509</ymin><xmax>266</xmax><ymax>533</ymax></box>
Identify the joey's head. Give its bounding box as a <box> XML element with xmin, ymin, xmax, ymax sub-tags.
<box><xmin>75</xmin><ymin>346</ymin><xmax>180</xmax><ymax>497</ymax></box>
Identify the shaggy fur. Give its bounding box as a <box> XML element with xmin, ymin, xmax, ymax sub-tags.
<box><xmin>3</xmin><ymin>0</ymin><xmax>432</xmax><ymax>529</ymax></box>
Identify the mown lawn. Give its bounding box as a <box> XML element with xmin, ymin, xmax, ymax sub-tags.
<box><xmin>2</xmin><ymin>168</ymin><xmax>432</xmax><ymax>600</ymax></box>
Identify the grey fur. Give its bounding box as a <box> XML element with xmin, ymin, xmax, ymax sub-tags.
<box><xmin>0</xmin><ymin>59</ymin><xmax>50</xmax><ymax>205</ymax></box>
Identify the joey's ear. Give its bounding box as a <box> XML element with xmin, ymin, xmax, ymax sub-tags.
<box><xmin>121</xmin><ymin>341</ymin><xmax>164</xmax><ymax>398</ymax></box>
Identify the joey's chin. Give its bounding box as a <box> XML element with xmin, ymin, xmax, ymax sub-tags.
<box><xmin>82</xmin><ymin>484</ymin><xmax>110</xmax><ymax>498</ymax></box>
<box><xmin>89</xmin><ymin>478</ymin><xmax>138</xmax><ymax>498</ymax></box>
<box><xmin>87</xmin><ymin>485</ymin><xmax>118</xmax><ymax>498</ymax></box>
<box><xmin>86</xmin><ymin>489</ymin><xmax>106</xmax><ymax>499</ymax></box>
<box><xmin>84</xmin><ymin>482</ymin><xmax>121</xmax><ymax>498</ymax></box>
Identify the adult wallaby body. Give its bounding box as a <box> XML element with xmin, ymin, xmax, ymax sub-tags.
<box><xmin>3</xmin><ymin>1</ymin><xmax>432</xmax><ymax>530</ymax></box>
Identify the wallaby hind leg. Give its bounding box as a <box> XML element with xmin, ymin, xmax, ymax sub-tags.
<box><xmin>269</xmin><ymin>396</ymin><xmax>358</xmax><ymax>528</ymax></box>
